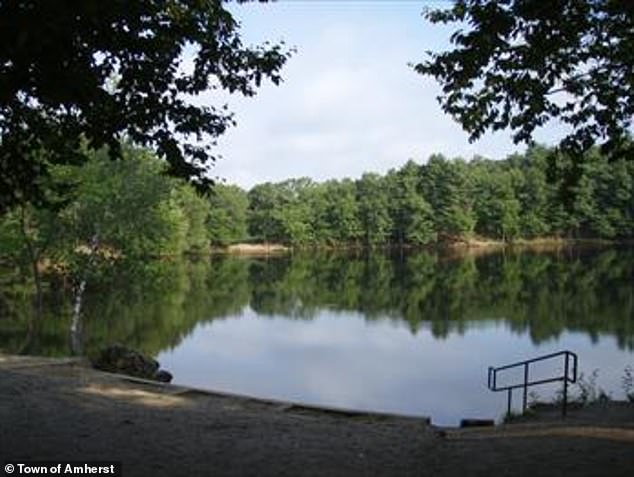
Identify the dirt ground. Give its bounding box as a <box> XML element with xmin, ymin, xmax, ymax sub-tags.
<box><xmin>1</xmin><ymin>355</ymin><xmax>632</xmax><ymax>477</ymax></box>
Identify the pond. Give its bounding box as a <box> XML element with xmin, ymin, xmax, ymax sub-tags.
<box><xmin>1</xmin><ymin>246</ymin><xmax>633</xmax><ymax>425</ymax></box>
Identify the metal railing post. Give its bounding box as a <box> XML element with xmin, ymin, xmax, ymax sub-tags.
<box><xmin>563</xmin><ymin>353</ymin><xmax>569</xmax><ymax>418</ymax></box>
<box><xmin>507</xmin><ymin>388</ymin><xmax>512</xmax><ymax>416</ymax></box>
<box><xmin>487</xmin><ymin>350</ymin><xmax>578</xmax><ymax>421</ymax></box>
<box><xmin>523</xmin><ymin>362</ymin><xmax>529</xmax><ymax>412</ymax></box>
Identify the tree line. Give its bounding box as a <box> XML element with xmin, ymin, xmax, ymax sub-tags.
<box><xmin>1</xmin><ymin>143</ymin><xmax>632</xmax><ymax>279</ymax></box>
<box><xmin>242</xmin><ymin>145</ymin><xmax>633</xmax><ymax>246</ymax></box>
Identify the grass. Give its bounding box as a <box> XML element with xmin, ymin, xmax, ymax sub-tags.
<box><xmin>501</xmin><ymin>367</ymin><xmax>634</xmax><ymax>423</ymax></box>
<box><xmin>622</xmin><ymin>365</ymin><xmax>634</xmax><ymax>403</ymax></box>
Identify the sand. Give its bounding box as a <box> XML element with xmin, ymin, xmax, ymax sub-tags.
<box><xmin>1</xmin><ymin>355</ymin><xmax>632</xmax><ymax>476</ymax></box>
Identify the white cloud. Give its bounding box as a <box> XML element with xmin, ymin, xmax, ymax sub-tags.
<box><xmin>205</xmin><ymin>3</ymin><xmax>559</xmax><ymax>189</ymax></box>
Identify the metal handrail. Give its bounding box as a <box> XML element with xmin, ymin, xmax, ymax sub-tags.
<box><xmin>487</xmin><ymin>350</ymin><xmax>578</xmax><ymax>418</ymax></box>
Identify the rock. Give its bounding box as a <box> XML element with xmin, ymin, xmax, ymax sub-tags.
<box><xmin>460</xmin><ymin>418</ymin><xmax>495</xmax><ymax>428</ymax></box>
<box><xmin>154</xmin><ymin>369</ymin><xmax>173</xmax><ymax>383</ymax></box>
<box><xmin>92</xmin><ymin>344</ymin><xmax>172</xmax><ymax>382</ymax></box>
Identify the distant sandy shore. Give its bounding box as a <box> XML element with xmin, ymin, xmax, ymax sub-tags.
<box><xmin>223</xmin><ymin>243</ymin><xmax>290</xmax><ymax>255</ymax></box>
<box><xmin>215</xmin><ymin>238</ymin><xmax>625</xmax><ymax>257</ymax></box>
<box><xmin>1</xmin><ymin>355</ymin><xmax>633</xmax><ymax>477</ymax></box>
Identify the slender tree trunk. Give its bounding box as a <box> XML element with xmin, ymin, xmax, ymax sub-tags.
<box><xmin>70</xmin><ymin>233</ymin><xmax>100</xmax><ymax>355</ymax></box>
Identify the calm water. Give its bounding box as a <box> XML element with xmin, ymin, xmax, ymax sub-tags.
<box><xmin>1</xmin><ymin>247</ymin><xmax>633</xmax><ymax>425</ymax></box>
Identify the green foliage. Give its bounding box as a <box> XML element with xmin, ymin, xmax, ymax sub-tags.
<box><xmin>574</xmin><ymin>369</ymin><xmax>611</xmax><ymax>406</ymax></box>
<box><xmin>356</xmin><ymin>173</ymin><xmax>393</xmax><ymax>246</ymax></box>
<box><xmin>513</xmin><ymin>147</ymin><xmax>552</xmax><ymax>238</ymax></box>
<box><xmin>0</xmin><ymin>145</ymin><xmax>214</xmax><ymax>289</ymax></box>
<box><xmin>387</xmin><ymin>162</ymin><xmax>435</xmax><ymax>245</ymax></box>
<box><xmin>622</xmin><ymin>366</ymin><xmax>634</xmax><ymax>403</ymax></box>
<box><xmin>171</xmin><ymin>185</ymin><xmax>211</xmax><ymax>253</ymax></box>
<box><xmin>0</xmin><ymin>0</ymin><xmax>291</xmax><ymax>212</ymax></box>
<box><xmin>307</xmin><ymin>179</ymin><xmax>362</xmax><ymax>245</ymax></box>
<box><xmin>240</xmin><ymin>146</ymin><xmax>632</xmax><ymax>247</ymax></box>
<box><xmin>247</xmin><ymin>182</ymin><xmax>292</xmax><ymax>243</ymax></box>
<box><xmin>419</xmin><ymin>155</ymin><xmax>475</xmax><ymax>240</ymax></box>
<box><xmin>0</xmin><ymin>198</ymin><xmax>69</xmax><ymax>311</ymax></box>
<box><xmin>59</xmin><ymin>146</ymin><xmax>196</xmax><ymax>258</ymax></box>
<box><xmin>2</xmin><ymin>143</ymin><xmax>632</xmax><ymax>277</ymax></box>
<box><xmin>277</xmin><ymin>179</ymin><xmax>316</xmax><ymax>245</ymax></box>
<box><xmin>416</xmin><ymin>0</ymin><xmax>634</xmax><ymax>162</ymax></box>
<box><xmin>472</xmin><ymin>163</ymin><xmax>521</xmax><ymax>241</ymax></box>
<box><xmin>207</xmin><ymin>184</ymin><xmax>249</xmax><ymax>246</ymax></box>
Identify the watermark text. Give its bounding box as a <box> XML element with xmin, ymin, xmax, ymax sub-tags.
<box><xmin>4</xmin><ymin>462</ymin><xmax>121</xmax><ymax>476</ymax></box>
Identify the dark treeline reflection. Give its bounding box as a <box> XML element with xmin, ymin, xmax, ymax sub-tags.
<box><xmin>1</xmin><ymin>247</ymin><xmax>632</xmax><ymax>357</ymax></box>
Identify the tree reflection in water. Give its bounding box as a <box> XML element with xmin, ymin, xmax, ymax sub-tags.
<box><xmin>0</xmin><ymin>247</ymin><xmax>632</xmax><ymax>357</ymax></box>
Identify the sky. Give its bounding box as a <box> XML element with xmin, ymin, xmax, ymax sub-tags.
<box><xmin>202</xmin><ymin>0</ymin><xmax>560</xmax><ymax>189</ymax></box>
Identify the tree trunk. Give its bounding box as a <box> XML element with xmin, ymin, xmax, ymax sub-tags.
<box><xmin>70</xmin><ymin>233</ymin><xmax>100</xmax><ymax>355</ymax></box>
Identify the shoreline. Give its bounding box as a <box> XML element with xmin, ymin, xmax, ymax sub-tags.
<box><xmin>2</xmin><ymin>354</ymin><xmax>633</xmax><ymax>476</ymax></box>
<box><xmin>212</xmin><ymin>237</ymin><xmax>630</xmax><ymax>256</ymax></box>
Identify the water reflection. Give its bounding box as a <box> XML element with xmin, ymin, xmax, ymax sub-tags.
<box><xmin>158</xmin><ymin>310</ymin><xmax>629</xmax><ymax>425</ymax></box>
<box><xmin>0</xmin><ymin>247</ymin><xmax>632</xmax><ymax>424</ymax></box>
<box><xmin>1</xmin><ymin>247</ymin><xmax>633</xmax><ymax>355</ymax></box>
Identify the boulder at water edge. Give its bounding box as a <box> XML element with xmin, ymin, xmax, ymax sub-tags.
<box><xmin>92</xmin><ymin>344</ymin><xmax>173</xmax><ymax>383</ymax></box>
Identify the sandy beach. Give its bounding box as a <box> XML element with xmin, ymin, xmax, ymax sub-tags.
<box><xmin>1</xmin><ymin>355</ymin><xmax>632</xmax><ymax>476</ymax></box>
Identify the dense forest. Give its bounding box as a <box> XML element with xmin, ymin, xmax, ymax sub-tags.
<box><xmin>244</xmin><ymin>146</ymin><xmax>633</xmax><ymax>246</ymax></box>
<box><xmin>0</xmin><ymin>144</ymin><xmax>632</xmax><ymax>278</ymax></box>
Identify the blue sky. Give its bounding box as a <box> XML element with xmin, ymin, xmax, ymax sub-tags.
<box><xmin>205</xmin><ymin>0</ymin><xmax>559</xmax><ymax>188</ymax></box>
